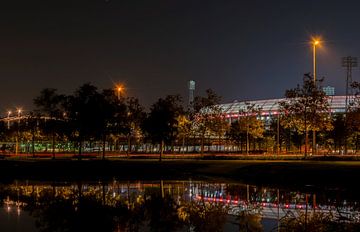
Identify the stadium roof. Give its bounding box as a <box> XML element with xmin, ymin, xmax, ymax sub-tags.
<box><xmin>218</xmin><ymin>95</ymin><xmax>354</xmax><ymax>118</ymax></box>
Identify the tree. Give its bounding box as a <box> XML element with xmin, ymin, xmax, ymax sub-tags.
<box><xmin>177</xmin><ymin>114</ymin><xmax>191</xmax><ymax>153</ymax></box>
<box><xmin>0</xmin><ymin>121</ymin><xmax>8</xmax><ymax>154</ymax></box>
<box><xmin>279</xmin><ymin>74</ymin><xmax>333</xmax><ymax>157</ymax></box>
<box><xmin>226</xmin><ymin>121</ymin><xmax>245</xmax><ymax>152</ymax></box>
<box><xmin>0</xmin><ymin>122</ymin><xmax>5</xmax><ymax>138</ymax></box>
<box><xmin>22</xmin><ymin>112</ymin><xmax>41</xmax><ymax>157</ymax></box>
<box><xmin>326</xmin><ymin>114</ymin><xmax>346</xmax><ymax>154</ymax></box>
<box><xmin>226</xmin><ymin>103</ymin><xmax>264</xmax><ymax>154</ymax></box>
<box><xmin>346</xmin><ymin>81</ymin><xmax>360</xmax><ymax>153</ymax></box>
<box><xmin>124</xmin><ymin>97</ymin><xmax>145</xmax><ymax>157</ymax></box>
<box><xmin>99</xmin><ymin>89</ymin><xmax>123</xmax><ymax>159</ymax></box>
<box><xmin>34</xmin><ymin>88</ymin><xmax>66</xmax><ymax>158</ymax></box>
<box><xmin>64</xmin><ymin>83</ymin><xmax>105</xmax><ymax>157</ymax></box>
<box><xmin>238</xmin><ymin>103</ymin><xmax>264</xmax><ymax>154</ymax></box>
<box><xmin>142</xmin><ymin>95</ymin><xmax>184</xmax><ymax>161</ymax></box>
<box><xmin>267</xmin><ymin>116</ymin><xmax>303</xmax><ymax>154</ymax></box>
<box><xmin>192</xmin><ymin>89</ymin><xmax>222</xmax><ymax>155</ymax></box>
<box><xmin>209</xmin><ymin>110</ymin><xmax>229</xmax><ymax>152</ymax></box>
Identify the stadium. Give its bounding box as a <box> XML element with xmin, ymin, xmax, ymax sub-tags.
<box><xmin>217</xmin><ymin>95</ymin><xmax>351</xmax><ymax>122</ymax></box>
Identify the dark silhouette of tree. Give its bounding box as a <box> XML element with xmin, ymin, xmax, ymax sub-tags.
<box><xmin>192</xmin><ymin>89</ymin><xmax>222</xmax><ymax>113</ymax></box>
<box><xmin>64</xmin><ymin>83</ymin><xmax>105</xmax><ymax>157</ymax></box>
<box><xmin>279</xmin><ymin>74</ymin><xmax>332</xmax><ymax>157</ymax></box>
<box><xmin>25</xmin><ymin>189</ymin><xmax>116</xmax><ymax>232</ymax></box>
<box><xmin>0</xmin><ymin>121</ymin><xmax>8</xmax><ymax>155</ymax></box>
<box><xmin>226</xmin><ymin>121</ymin><xmax>245</xmax><ymax>152</ymax></box>
<box><xmin>346</xmin><ymin>81</ymin><xmax>360</xmax><ymax>153</ymax></box>
<box><xmin>326</xmin><ymin>114</ymin><xmax>346</xmax><ymax>154</ymax></box>
<box><xmin>124</xmin><ymin>97</ymin><xmax>145</xmax><ymax>157</ymax></box>
<box><xmin>144</xmin><ymin>192</ymin><xmax>181</xmax><ymax>232</ymax></box>
<box><xmin>32</xmin><ymin>85</ymin><xmax>145</xmax><ymax>158</ymax></box>
<box><xmin>142</xmin><ymin>95</ymin><xmax>184</xmax><ymax>161</ymax></box>
<box><xmin>34</xmin><ymin>88</ymin><xmax>66</xmax><ymax>158</ymax></box>
<box><xmin>267</xmin><ymin>117</ymin><xmax>303</xmax><ymax>153</ymax></box>
<box><xmin>96</xmin><ymin>89</ymin><xmax>125</xmax><ymax>159</ymax></box>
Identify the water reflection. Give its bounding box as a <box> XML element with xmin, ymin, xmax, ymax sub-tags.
<box><xmin>1</xmin><ymin>180</ymin><xmax>360</xmax><ymax>231</ymax></box>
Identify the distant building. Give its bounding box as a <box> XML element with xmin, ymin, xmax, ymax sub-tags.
<box><xmin>323</xmin><ymin>86</ymin><xmax>335</xmax><ymax>96</ymax></box>
<box><xmin>188</xmin><ymin>80</ymin><xmax>196</xmax><ymax>107</ymax></box>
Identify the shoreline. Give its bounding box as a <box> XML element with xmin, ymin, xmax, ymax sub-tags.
<box><xmin>2</xmin><ymin>152</ymin><xmax>360</xmax><ymax>160</ymax></box>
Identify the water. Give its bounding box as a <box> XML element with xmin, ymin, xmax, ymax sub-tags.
<box><xmin>1</xmin><ymin>180</ymin><xmax>360</xmax><ymax>232</ymax></box>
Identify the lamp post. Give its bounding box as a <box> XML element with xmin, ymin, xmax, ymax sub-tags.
<box><xmin>277</xmin><ymin>112</ymin><xmax>280</xmax><ymax>155</ymax></box>
<box><xmin>7</xmin><ymin>111</ymin><xmax>11</xmax><ymax>129</ymax></box>
<box><xmin>15</xmin><ymin>109</ymin><xmax>22</xmax><ymax>156</ymax></box>
<box><xmin>313</xmin><ymin>39</ymin><xmax>320</xmax><ymax>82</ymax></box>
<box><xmin>312</xmin><ymin>39</ymin><xmax>320</xmax><ymax>155</ymax></box>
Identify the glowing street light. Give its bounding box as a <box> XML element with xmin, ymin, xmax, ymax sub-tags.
<box><xmin>7</xmin><ymin>111</ymin><xmax>11</xmax><ymax>129</ymax></box>
<box><xmin>17</xmin><ymin>108</ymin><xmax>22</xmax><ymax>117</ymax></box>
<box><xmin>17</xmin><ymin>108</ymin><xmax>22</xmax><ymax>124</ymax></box>
<box><xmin>16</xmin><ymin>108</ymin><xmax>22</xmax><ymax>156</ymax></box>
<box><xmin>312</xmin><ymin>38</ymin><xmax>321</xmax><ymax>82</ymax></box>
<box><xmin>311</xmin><ymin>37</ymin><xmax>322</xmax><ymax>155</ymax></box>
<box><xmin>116</xmin><ymin>84</ymin><xmax>125</xmax><ymax>100</ymax></box>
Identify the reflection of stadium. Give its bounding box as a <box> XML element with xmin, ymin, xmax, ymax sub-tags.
<box><xmin>2</xmin><ymin>180</ymin><xmax>359</xmax><ymax>221</ymax></box>
<box><xmin>218</xmin><ymin>95</ymin><xmax>351</xmax><ymax>122</ymax></box>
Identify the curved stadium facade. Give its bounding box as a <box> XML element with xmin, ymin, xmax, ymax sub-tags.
<box><xmin>218</xmin><ymin>95</ymin><xmax>352</xmax><ymax>122</ymax></box>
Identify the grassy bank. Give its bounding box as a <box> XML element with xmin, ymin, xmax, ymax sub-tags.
<box><xmin>4</xmin><ymin>152</ymin><xmax>360</xmax><ymax>161</ymax></box>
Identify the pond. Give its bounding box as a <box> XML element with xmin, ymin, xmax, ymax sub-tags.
<box><xmin>1</xmin><ymin>180</ymin><xmax>360</xmax><ymax>232</ymax></box>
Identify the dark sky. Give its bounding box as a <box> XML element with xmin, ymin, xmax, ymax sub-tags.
<box><xmin>1</xmin><ymin>0</ymin><xmax>360</xmax><ymax>114</ymax></box>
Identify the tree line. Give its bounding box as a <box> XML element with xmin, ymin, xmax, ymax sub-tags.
<box><xmin>2</xmin><ymin>74</ymin><xmax>360</xmax><ymax>159</ymax></box>
<box><xmin>0</xmin><ymin>83</ymin><xmax>226</xmax><ymax>160</ymax></box>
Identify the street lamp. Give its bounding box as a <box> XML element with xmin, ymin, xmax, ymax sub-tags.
<box><xmin>312</xmin><ymin>39</ymin><xmax>320</xmax><ymax>83</ymax></box>
<box><xmin>16</xmin><ymin>108</ymin><xmax>22</xmax><ymax>156</ymax></box>
<box><xmin>116</xmin><ymin>85</ymin><xmax>125</xmax><ymax>100</ymax></box>
<box><xmin>311</xmin><ymin>37</ymin><xmax>321</xmax><ymax>155</ymax></box>
<box><xmin>7</xmin><ymin>111</ymin><xmax>11</xmax><ymax>129</ymax></box>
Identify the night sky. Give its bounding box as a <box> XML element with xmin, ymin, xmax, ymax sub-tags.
<box><xmin>1</xmin><ymin>0</ymin><xmax>360</xmax><ymax>114</ymax></box>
